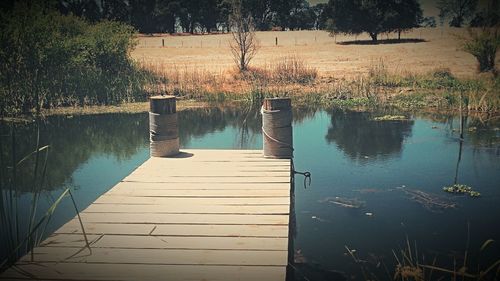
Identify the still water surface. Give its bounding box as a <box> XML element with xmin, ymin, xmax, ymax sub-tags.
<box><xmin>1</xmin><ymin>107</ymin><xmax>499</xmax><ymax>279</ymax></box>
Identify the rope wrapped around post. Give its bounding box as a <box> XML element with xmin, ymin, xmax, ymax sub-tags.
<box><xmin>261</xmin><ymin>98</ymin><xmax>293</xmax><ymax>159</ymax></box>
<box><xmin>149</xmin><ymin>95</ymin><xmax>180</xmax><ymax>157</ymax></box>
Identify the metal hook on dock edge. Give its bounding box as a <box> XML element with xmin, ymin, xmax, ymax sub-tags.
<box><xmin>291</xmin><ymin>161</ymin><xmax>311</xmax><ymax>189</ymax></box>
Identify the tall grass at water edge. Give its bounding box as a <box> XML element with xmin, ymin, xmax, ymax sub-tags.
<box><xmin>139</xmin><ymin>55</ymin><xmax>499</xmax><ymax>113</ymax></box>
<box><xmin>345</xmin><ymin>233</ymin><xmax>500</xmax><ymax>281</ymax></box>
<box><xmin>368</xmin><ymin>60</ymin><xmax>500</xmax><ymax>113</ymax></box>
<box><xmin>0</xmin><ymin>120</ymin><xmax>89</xmax><ymax>273</ymax></box>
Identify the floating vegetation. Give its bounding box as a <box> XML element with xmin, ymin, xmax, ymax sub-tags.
<box><xmin>443</xmin><ymin>184</ymin><xmax>481</xmax><ymax>197</ymax></box>
<box><xmin>311</xmin><ymin>215</ymin><xmax>329</xmax><ymax>222</ymax></box>
<box><xmin>319</xmin><ymin>196</ymin><xmax>365</xmax><ymax>209</ymax></box>
<box><xmin>294</xmin><ymin>249</ymin><xmax>307</xmax><ymax>264</ymax></box>
<box><xmin>354</xmin><ymin>188</ymin><xmax>384</xmax><ymax>194</ymax></box>
<box><xmin>373</xmin><ymin>115</ymin><xmax>408</xmax><ymax>121</ymax></box>
<box><xmin>399</xmin><ymin>187</ymin><xmax>457</xmax><ymax>212</ymax></box>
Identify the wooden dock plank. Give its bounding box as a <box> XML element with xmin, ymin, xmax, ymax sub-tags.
<box><xmin>2</xmin><ymin>150</ymin><xmax>291</xmax><ymax>281</ymax></box>
<box><xmin>131</xmin><ymin>165</ymin><xmax>290</xmax><ymax>174</ymax></box>
<box><xmin>105</xmin><ymin>188</ymin><xmax>290</xmax><ymax>197</ymax></box>
<box><xmin>84</xmin><ymin>203</ymin><xmax>289</xmax><ymax>214</ymax></box>
<box><xmin>111</xmin><ymin>181</ymin><xmax>291</xmax><ymax>190</ymax></box>
<box><xmin>77</xmin><ymin>213</ymin><xmax>289</xmax><ymax>225</ymax></box>
<box><xmin>137</xmin><ymin>161</ymin><xmax>290</xmax><ymax>167</ymax></box>
<box><xmin>1</xmin><ymin>264</ymin><xmax>286</xmax><ymax>281</ymax></box>
<box><xmin>122</xmin><ymin>175</ymin><xmax>289</xmax><ymax>183</ymax></box>
<box><xmin>56</xmin><ymin>222</ymin><xmax>289</xmax><ymax>237</ymax></box>
<box><xmin>94</xmin><ymin>195</ymin><xmax>290</xmax><ymax>205</ymax></box>
<box><xmin>20</xmin><ymin>248</ymin><xmax>288</xmax><ymax>266</ymax></box>
<box><xmin>133</xmin><ymin>165</ymin><xmax>290</xmax><ymax>171</ymax></box>
<box><xmin>41</xmin><ymin>234</ymin><xmax>288</xmax><ymax>251</ymax></box>
<box><xmin>55</xmin><ymin>222</ymin><xmax>156</xmax><ymax>235</ymax></box>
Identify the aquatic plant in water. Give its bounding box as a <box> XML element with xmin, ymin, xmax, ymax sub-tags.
<box><xmin>347</xmin><ymin>235</ymin><xmax>500</xmax><ymax>281</ymax></box>
<box><xmin>319</xmin><ymin>196</ymin><xmax>365</xmax><ymax>209</ymax></box>
<box><xmin>398</xmin><ymin>187</ymin><xmax>457</xmax><ymax>212</ymax></box>
<box><xmin>373</xmin><ymin>115</ymin><xmax>408</xmax><ymax>121</ymax></box>
<box><xmin>443</xmin><ymin>184</ymin><xmax>481</xmax><ymax>197</ymax></box>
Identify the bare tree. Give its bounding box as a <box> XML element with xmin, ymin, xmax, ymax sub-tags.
<box><xmin>229</xmin><ymin>1</ymin><xmax>259</xmax><ymax>71</ymax></box>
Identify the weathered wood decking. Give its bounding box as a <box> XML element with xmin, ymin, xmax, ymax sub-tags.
<box><xmin>1</xmin><ymin>149</ymin><xmax>292</xmax><ymax>281</ymax></box>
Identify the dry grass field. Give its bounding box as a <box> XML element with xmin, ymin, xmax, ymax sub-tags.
<box><xmin>132</xmin><ymin>28</ymin><xmax>498</xmax><ymax>79</ymax></box>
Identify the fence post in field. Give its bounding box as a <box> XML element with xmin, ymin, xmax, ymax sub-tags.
<box><xmin>261</xmin><ymin>98</ymin><xmax>293</xmax><ymax>159</ymax></box>
<box><xmin>162</xmin><ymin>39</ymin><xmax>165</xmax><ymax>47</ymax></box>
<box><xmin>149</xmin><ymin>96</ymin><xmax>180</xmax><ymax>157</ymax></box>
<box><xmin>275</xmin><ymin>37</ymin><xmax>278</xmax><ymax>46</ymax></box>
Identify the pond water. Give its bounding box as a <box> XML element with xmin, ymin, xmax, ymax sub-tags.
<box><xmin>1</xmin><ymin>107</ymin><xmax>499</xmax><ymax>280</ymax></box>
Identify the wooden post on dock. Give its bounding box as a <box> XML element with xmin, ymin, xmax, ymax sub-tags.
<box><xmin>149</xmin><ymin>96</ymin><xmax>179</xmax><ymax>157</ymax></box>
<box><xmin>262</xmin><ymin>98</ymin><xmax>293</xmax><ymax>159</ymax></box>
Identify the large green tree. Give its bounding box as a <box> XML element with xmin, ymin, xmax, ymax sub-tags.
<box><xmin>470</xmin><ymin>0</ymin><xmax>499</xmax><ymax>27</ymax></box>
<box><xmin>102</xmin><ymin>0</ymin><xmax>130</xmax><ymax>22</ymax></box>
<box><xmin>326</xmin><ymin>0</ymin><xmax>422</xmax><ymax>42</ymax></box>
<box><xmin>312</xmin><ymin>3</ymin><xmax>331</xmax><ymax>30</ymax></box>
<box><xmin>198</xmin><ymin>0</ymin><xmax>220</xmax><ymax>32</ymax></box>
<box><xmin>130</xmin><ymin>0</ymin><xmax>156</xmax><ymax>33</ymax></box>
<box><xmin>58</xmin><ymin>0</ymin><xmax>101</xmax><ymax>22</ymax></box>
<box><xmin>388</xmin><ymin>0</ymin><xmax>423</xmax><ymax>40</ymax></box>
<box><xmin>242</xmin><ymin>0</ymin><xmax>273</xmax><ymax>30</ymax></box>
<box><xmin>437</xmin><ymin>0</ymin><xmax>478</xmax><ymax>27</ymax></box>
<box><xmin>288</xmin><ymin>1</ymin><xmax>316</xmax><ymax>30</ymax></box>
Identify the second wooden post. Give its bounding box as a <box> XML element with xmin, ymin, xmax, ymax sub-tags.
<box><xmin>149</xmin><ymin>96</ymin><xmax>179</xmax><ymax>157</ymax></box>
<box><xmin>261</xmin><ymin>98</ymin><xmax>293</xmax><ymax>158</ymax></box>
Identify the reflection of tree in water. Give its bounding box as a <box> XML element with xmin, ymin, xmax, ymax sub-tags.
<box><xmin>178</xmin><ymin>107</ymin><xmax>261</xmax><ymax>143</ymax></box>
<box><xmin>465</xmin><ymin>117</ymin><xmax>500</xmax><ymax>153</ymax></box>
<box><xmin>325</xmin><ymin>109</ymin><xmax>414</xmax><ymax>162</ymax></box>
<box><xmin>178</xmin><ymin>106</ymin><xmax>320</xmax><ymax>147</ymax></box>
<box><xmin>1</xmin><ymin>113</ymin><xmax>149</xmax><ymax>193</ymax></box>
<box><xmin>1</xmin><ymin>105</ymin><xmax>322</xmax><ymax>193</ymax></box>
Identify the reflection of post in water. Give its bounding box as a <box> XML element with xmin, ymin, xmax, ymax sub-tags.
<box><xmin>454</xmin><ymin>139</ymin><xmax>464</xmax><ymax>184</ymax></box>
<box><xmin>454</xmin><ymin>97</ymin><xmax>468</xmax><ymax>184</ymax></box>
<box><xmin>239</xmin><ymin>121</ymin><xmax>249</xmax><ymax>149</ymax></box>
<box><xmin>238</xmin><ymin>106</ymin><xmax>254</xmax><ymax>149</ymax></box>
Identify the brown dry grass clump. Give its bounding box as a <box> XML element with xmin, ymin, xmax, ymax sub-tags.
<box><xmin>138</xmin><ymin>55</ymin><xmax>322</xmax><ymax>100</ymax></box>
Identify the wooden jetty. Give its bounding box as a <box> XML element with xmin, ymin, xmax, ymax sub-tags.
<box><xmin>1</xmin><ymin>149</ymin><xmax>292</xmax><ymax>281</ymax></box>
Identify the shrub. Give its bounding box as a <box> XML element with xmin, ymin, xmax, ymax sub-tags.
<box><xmin>234</xmin><ymin>56</ymin><xmax>318</xmax><ymax>85</ymax></box>
<box><xmin>461</xmin><ymin>27</ymin><xmax>500</xmax><ymax>72</ymax></box>
<box><xmin>0</xmin><ymin>2</ymin><xmax>143</xmax><ymax>115</ymax></box>
<box><xmin>268</xmin><ymin>55</ymin><xmax>318</xmax><ymax>84</ymax></box>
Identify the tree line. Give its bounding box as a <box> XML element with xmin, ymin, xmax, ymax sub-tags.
<box><xmin>0</xmin><ymin>0</ymin><xmax>329</xmax><ymax>33</ymax></box>
<box><xmin>2</xmin><ymin>0</ymin><xmax>496</xmax><ymax>36</ymax></box>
